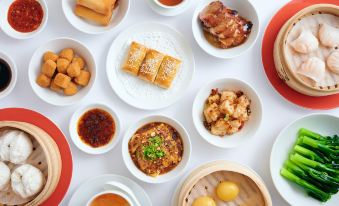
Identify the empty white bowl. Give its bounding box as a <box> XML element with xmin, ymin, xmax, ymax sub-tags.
<box><xmin>69</xmin><ymin>103</ymin><xmax>121</xmax><ymax>155</ymax></box>
<box><xmin>122</xmin><ymin>115</ymin><xmax>191</xmax><ymax>184</ymax></box>
<box><xmin>192</xmin><ymin>0</ymin><xmax>259</xmax><ymax>59</ymax></box>
<box><xmin>28</xmin><ymin>37</ymin><xmax>96</xmax><ymax>106</ymax></box>
<box><xmin>0</xmin><ymin>51</ymin><xmax>17</xmax><ymax>99</ymax></box>
<box><xmin>62</xmin><ymin>0</ymin><xmax>130</xmax><ymax>34</ymax></box>
<box><xmin>0</xmin><ymin>0</ymin><xmax>48</xmax><ymax>39</ymax></box>
<box><xmin>192</xmin><ymin>78</ymin><xmax>262</xmax><ymax>148</ymax></box>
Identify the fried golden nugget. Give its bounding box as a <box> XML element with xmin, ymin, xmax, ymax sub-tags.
<box><xmin>36</xmin><ymin>74</ymin><xmax>51</xmax><ymax>88</ymax></box>
<box><xmin>43</xmin><ymin>51</ymin><xmax>58</xmax><ymax>62</ymax></box>
<box><xmin>59</xmin><ymin>48</ymin><xmax>74</xmax><ymax>62</ymax></box>
<box><xmin>50</xmin><ymin>79</ymin><xmax>63</xmax><ymax>93</ymax></box>
<box><xmin>54</xmin><ymin>73</ymin><xmax>71</xmax><ymax>89</ymax></box>
<box><xmin>74</xmin><ymin>70</ymin><xmax>91</xmax><ymax>86</ymax></box>
<box><xmin>67</xmin><ymin>62</ymin><xmax>81</xmax><ymax>77</ymax></box>
<box><xmin>57</xmin><ymin>58</ymin><xmax>70</xmax><ymax>74</ymax></box>
<box><xmin>72</xmin><ymin>57</ymin><xmax>85</xmax><ymax>69</ymax></box>
<box><xmin>41</xmin><ymin>60</ymin><xmax>57</xmax><ymax>78</ymax></box>
<box><xmin>64</xmin><ymin>82</ymin><xmax>78</xmax><ymax>96</ymax></box>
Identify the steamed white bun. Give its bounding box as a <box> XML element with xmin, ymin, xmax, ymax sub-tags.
<box><xmin>290</xmin><ymin>31</ymin><xmax>319</xmax><ymax>54</ymax></box>
<box><xmin>11</xmin><ymin>164</ymin><xmax>45</xmax><ymax>198</ymax></box>
<box><xmin>0</xmin><ymin>130</ymin><xmax>33</xmax><ymax>164</ymax></box>
<box><xmin>0</xmin><ymin>161</ymin><xmax>10</xmax><ymax>191</ymax></box>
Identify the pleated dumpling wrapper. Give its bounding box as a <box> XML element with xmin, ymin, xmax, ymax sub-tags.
<box><xmin>290</xmin><ymin>31</ymin><xmax>319</xmax><ymax>54</ymax></box>
<box><xmin>0</xmin><ymin>130</ymin><xmax>33</xmax><ymax>164</ymax></box>
<box><xmin>327</xmin><ymin>51</ymin><xmax>339</xmax><ymax>75</ymax></box>
<box><xmin>297</xmin><ymin>57</ymin><xmax>326</xmax><ymax>83</ymax></box>
<box><xmin>0</xmin><ymin>161</ymin><xmax>10</xmax><ymax>191</ymax></box>
<box><xmin>319</xmin><ymin>24</ymin><xmax>339</xmax><ymax>48</ymax></box>
<box><xmin>11</xmin><ymin>164</ymin><xmax>45</xmax><ymax>199</ymax></box>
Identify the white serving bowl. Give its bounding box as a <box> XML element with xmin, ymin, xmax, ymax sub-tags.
<box><xmin>270</xmin><ymin>114</ymin><xmax>339</xmax><ymax>206</ymax></box>
<box><xmin>0</xmin><ymin>0</ymin><xmax>48</xmax><ymax>39</ymax></box>
<box><xmin>122</xmin><ymin>115</ymin><xmax>191</xmax><ymax>184</ymax></box>
<box><xmin>28</xmin><ymin>37</ymin><xmax>96</xmax><ymax>106</ymax></box>
<box><xmin>62</xmin><ymin>0</ymin><xmax>130</xmax><ymax>34</ymax></box>
<box><xmin>192</xmin><ymin>0</ymin><xmax>259</xmax><ymax>59</ymax></box>
<box><xmin>192</xmin><ymin>78</ymin><xmax>262</xmax><ymax>148</ymax></box>
<box><xmin>86</xmin><ymin>190</ymin><xmax>133</xmax><ymax>206</ymax></box>
<box><xmin>69</xmin><ymin>103</ymin><xmax>121</xmax><ymax>155</ymax></box>
<box><xmin>0</xmin><ymin>51</ymin><xmax>17</xmax><ymax>99</ymax></box>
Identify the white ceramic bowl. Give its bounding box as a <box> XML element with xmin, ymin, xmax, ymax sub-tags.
<box><xmin>62</xmin><ymin>0</ymin><xmax>130</xmax><ymax>34</ymax></box>
<box><xmin>28</xmin><ymin>37</ymin><xmax>96</xmax><ymax>106</ymax></box>
<box><xmin>270</xmin><ymin>114</ymin><xmax>339</xmax><ymax>206</ymax></box>
<box><xmin>69</xmin><ymin>103</ymin><xmax>121</xmax><ymax>155</ymax></box>
<box><xmin>0</xmin><ymin>0</ymin><xmax>48</xmax><ymax>39</ymax></box>
<box><xmin>122</xmin><ymin>115</ymin><xmax>191</xmax><ymax>184</ymax></box>
<box><xmin>192</xmin><ymin>78</ymin><xmax>262</xmax><ymax>148</ymax></box>
<box><xmin>0</xmin><ymin>51</ymin><xmax>17</xmax><ymax>99</ymax></box>
<box><xmin>86</xmin><ymin>190</ymin><xmax>133</xmax><ymax>206</ymax></box>
<box><xmin>192</xmin><ymin>0</ymin><xmax>259</xmax><ymax>59</ymax></box>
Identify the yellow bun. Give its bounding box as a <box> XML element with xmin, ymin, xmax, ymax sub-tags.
<box><xmin>216</xmin><ymin>181</ymin><xmax>240</xmax><ymax>201</ymax></box>
<box><xmin>192</xmin><ymin>196</ymin><xmax>216</xmax><ymax>206</ymax></box>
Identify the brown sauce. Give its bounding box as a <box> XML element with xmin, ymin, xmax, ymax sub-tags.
<box><xmin>0</xmin><ymin>59</ymin><xmax>12</xmax><ymax>92</ymax></box>
<box><xmin>90</xmin><ymin>193</ymin><xmax>130</xmax><ymax>206</ymax></box>
<box><xmin>77</xmin><ymin>108</ymin><xmax>115</xmax><ymax>148</ymax></box>
<box><xmin>128</xmin><ymin>122</ymin><xmax>183</xmax><ymax>176</ymax></box>
<box><xmin>158</xmin><ymin>0</ymin><xmax>183</xmax><ymax>6</ymax></box>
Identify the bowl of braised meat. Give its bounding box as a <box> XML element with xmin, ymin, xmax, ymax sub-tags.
<box><xmin>192</xmin><ymin>0</ymin><xmax>259</xmax><ymax>58</ymax></box>
<box><xmin>192</xmin><ymin>78</ymin><xmax>262</xmax><ymax>148</ymax></box>
<box><xmin>122</xmin><ymin>115</ymin><xmax>191</xmax><ymax>183</ymax></box>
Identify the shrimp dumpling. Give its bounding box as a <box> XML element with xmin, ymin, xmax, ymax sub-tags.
<box><xmin>290</xmin><ymin>31</ymin><xmax>319</xmax><ymax>54</ymax></box>
<box><xmin>297</xmin><ymin>57</ymin><xmax>326</xmax><ymax>83</ymax></box>
<box><xmin>327</xmin><ymin>51</ymin><xmax>339</xmax><ymax>75</ymax></box>
<box><xmin>319</xmin><ymin>24</ymin><xmax>339</xmax><ymax>48</ymax></box>
<box><xmin>0</xmin><ymin>161</ymin><xmax>10</xmax><ymax>191</ymax></box>
<box><xmin>0</xmin><ymin>130</ymin><xmax>33</xmax><ymax>164</ymax></box>
<box><xmin>11</xmin><ymin>164</ymin><xmax>45</xmax><ymax>198</ymax></box>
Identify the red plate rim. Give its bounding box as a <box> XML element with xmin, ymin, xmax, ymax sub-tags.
<box><xmin>262</xmin><ymin>0</ymin><xmax>339</xmax><ymax>110</ymax></box>
<box><xmin>0</xmin><ymin>107</ymin><xmax>73</xmax><ymax>206</ymax></box>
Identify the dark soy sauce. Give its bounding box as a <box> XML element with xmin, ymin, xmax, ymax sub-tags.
<box><xmin>0</xmin><ymin>59</ymin><xmax>12</xmax><ymax>92</ymax></box>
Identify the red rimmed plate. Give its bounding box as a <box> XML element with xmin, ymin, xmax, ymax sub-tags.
<box><xmin>262</xmin><ymin>0</ymin><xmax>339</xmax><ymax>110</ymax></box>
<box><xmin>0</xmin><ymin>108</ymin><xmax>73</xmax><ymax>205</ymax></box>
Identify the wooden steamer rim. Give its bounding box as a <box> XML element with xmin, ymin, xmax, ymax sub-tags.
<box><xmin>0</xmin><ymin>121</ymin><xmax>62</xmax><ymax>206</ymax></box>
<box><xmin>281</xmin><ymin>4</ymin><xmax>339</xmax><ymax>93</ymax></box>
<box><xmin>176</xmin><ymin>160</ymin><xmax>272</xmax><ymax>206</ymax></box>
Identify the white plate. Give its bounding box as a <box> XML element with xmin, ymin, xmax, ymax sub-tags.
<box><xmin>270</xmin><ymin>114</ymin><xmax>339</xmax><ymax>206</ymax></box>
<box><xmin>0</xmin><ymin>0</ymin><xmax>48</xmax><ymax>39</ymax></box>
<box><xmin>192</xmin><ymin>78</ymin><xmax>262</xmax><ymax>148</ymax></box>
<box><xmin>192</xmin><ymin>0</ymin><xmax>259</xmax><ymax>59</ymax></box>
<box><xmin>0</xmin><ymin>51</ymin><xmax>17</xmax><ymax>99</ymax></box>
<box><xmin>28</xmin><ymin>37</ymin><xmax>96</xmax><ymax>106</ymax></box>
<box><xmin>106</xmin><ymin>22</ymin><xmax>195</xmax><ymax>110</ymax></box>
<box><xmin>68</xmin><ymin>174</ymin><xmax>152</xmax><ymax>206</ymax></box>
<box><xmin>69</xmin><ymin>103</ymin><xmax>121</xmax><ymax>155</ymax></box>
<box><xmin>62</xmin><ymin>0</ymin><xmax>130</xmax><ymax>34</ymax></box>
<box><xmin>145</xmin><ymin>0</ymin><xmax>191</xmax><ymax>16</ymax></box>
<box><xmin>122</xmin><ymin>115</ymin><xmax>191</xmax><ymax>184</ymax></box>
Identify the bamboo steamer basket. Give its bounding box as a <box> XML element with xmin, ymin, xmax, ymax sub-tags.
<box><xmin>0</xmin><ymin>121</ymin><xmax>62</xmax><ymax>206</ymax></box>
<box><xmin>175</xmin><ymin>160</ymin><xmax>272</xmax><ymax>206</ymax></box>
<box><xmin>274</xmin><ymin>4</ymin><xmax>339</xmax><ymax>96</ymax></box>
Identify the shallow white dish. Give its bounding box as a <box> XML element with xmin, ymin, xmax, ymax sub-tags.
<box><xmin>145</xmin><ymin>0</ymin><xmax>191</xmax><ymax>16</ymax></box>
<box><xmin>122</xmin><ymin>115</ymin><xmax>191</xmax><ymax>184</ymax></box>
<box><xmin>0</xmin><ymin>51</ymin><xmax>17</xmax><ymax>100</ymax></box>
<box><xmin>270</xmin><ymin>114</ymin><xmax>339</xmax><ymax>206</ymax></box>
<box><xmin>192</xmin><ymin>78</ymin><xmax>262</xmax><ymax>148</ymax></box>
<box><xmin>86</xmin><ymin>190</ymin><xmax>133</xmax><ymax>206</ymax></box>
<box><xmin>68</xmin><ymin>174</ymin><xmax>152</xmax><ymax>206</ymax></box>
<box><xmin>62</xmin><ymin>0</ymin><xmax>130</xmax><ymax>35</ymax></box>
<box><xmin>0</xmin><ymin>0</ymin><xmax>48</xmax><ymax>39</ymax></box>
<box><xmin>106</xmin><ymin>22</ymin><xmax>195</xmax><ymax>110</ymax></box>
<box><xmin>192</xmin><ymin>0</ymin><xmax>259</xmax><ymax>59</ymax></box>
<box><xmin>69</xmin><ymin>103</ymin><xmax>121</xmax><ymax>155</ymax></box>
<box><xmin>28</xmin><ymin>37</ymin><xmax>96</xmax><ymax>106</ymax></box>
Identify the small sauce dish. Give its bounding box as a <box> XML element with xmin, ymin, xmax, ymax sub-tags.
<box><xmin>86</xmin><ymin>190</ymin><xmax>132</xmax><ymax>206</ymax></box>
<box><xmin>153</xmin><ymin>0</ymin><xmax>186</xmax><ymax>9</ymax></box>
<box><xmin>0</xmin><ymin>51</ymin><xmax>17</xmax><ymax>100</ymax></box>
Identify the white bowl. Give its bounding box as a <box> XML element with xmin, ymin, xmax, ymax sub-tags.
<box><xmin>146</xmin><ymin>0</ymin><xmax>191</xmax><ymax>16</ymax></box>
<box><xmin>86</xmin><ymin>190</ymin><xmax>133</xmax><ymax>206</ymax></box>
<box><xmin>192</xmin><ymin>0</ymin><xmax>259</xmax><ymax>59</ymax></box>
<box><xmin>28</xmin><ymin>37</ymin><xmax>96</xmax><ymax>106</ymax></box>
<box><xmin>122</xmin><ymin>115</ymin><xmax>191</xmax><ymax>184</ymax></box>
<box><xmin>192</xmin><ymin>78</ymin><xmax>262</xmax><ymax>148</ymax></box>
<box><xmin>0</xmin><ymin>51</ymin><xmax>17</xmax><ymax>99</ymax></box>
<box><xmin>62</xmin><ymin>0</ymin><xmax>130</xmax><ymax>34</ymax></box>
<box><xmin>270</xmin><ymin>114</ymin><xmax>339</xmax><ymax>206</ymax></box>
<box><xmin>69</xmin><ymin>103</ymin><xmax>121</xmax><ymax>155</ymax></box>
<box><xmin>0</xmin><ymin>0</ymin><xmax>48</xmax><ymax>39</ymax></box>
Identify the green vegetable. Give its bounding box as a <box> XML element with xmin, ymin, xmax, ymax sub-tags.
<box><xmin>143</xmin><ymin>135</ymin><xmax>165</xmax><ymax>161</ymax></box>
<box><xmin>280</xmin><ymin>168</ymin><xmax>331</xmax><ymax>202</ymax></box>
<box><xmin>294</xmin><ymin>145</ymin><xmax>325</xmax><ymax>163</ymax></box>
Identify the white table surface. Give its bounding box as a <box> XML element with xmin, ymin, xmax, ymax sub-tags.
<box><xmin>0</xmin><ymin>0</ymin><xmax>338</xmax><ymax>205</ymax></box>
